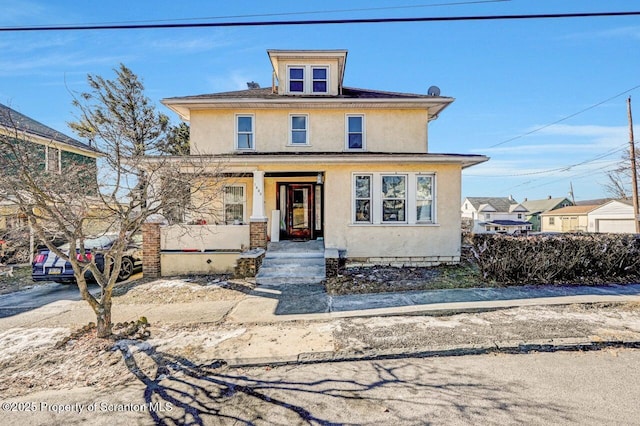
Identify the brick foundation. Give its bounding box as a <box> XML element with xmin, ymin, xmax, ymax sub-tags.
<box><xmin>142</xmin><ymin>222</ymin><xmax>161</xmax><ymax>278</ymax></box>
<box><xmin>324</xmin><ymin>248</ymin><xmax>340</xmax><ymax>278</ymax></box>
<box><xmin>249</xmin><ymin>219</ymin><xmax>268</xmax><ymax>250</ymax></box>
<box><xmin>234</xmin><ymin>248</ymin><xmax>265</xmax><ymax>278</ymax></box>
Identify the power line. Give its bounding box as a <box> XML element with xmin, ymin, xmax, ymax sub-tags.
<box><xmin>489</xmin><ymin>83</ymin><xmax>640</xmax><ymax>148</ymax></box>
<box><xmin>11</xmin><ymin>1</ymin><xmax>510</xmax><ymax>28</ymax></box>
<box><xmin>465</xmin><ymin>144</ymin><xmax>628</xmax><ymax>177</ymax></box>
<box><xmin>1</xmin><ymin>11</ymin><xmax>640</xmax><ymax>32</ymax></box>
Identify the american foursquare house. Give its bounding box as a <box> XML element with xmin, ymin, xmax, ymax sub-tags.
<box><xmin>150</xmin><ymin>49</ymin><xmax>488</xmax><ymax>276</ymax></box>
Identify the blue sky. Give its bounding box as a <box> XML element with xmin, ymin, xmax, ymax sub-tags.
<box><xmin>1</xmin><ymin>0</ymin><xmax>639</xmax><ymax>202</ymax></box>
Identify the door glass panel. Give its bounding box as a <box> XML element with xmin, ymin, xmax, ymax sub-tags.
<box><xmin>279</xmin><ymin>185</ymin><xmax>287</xmax><ymax>231</ymax></box>
<box><xmin>315</xmin><ymin>185</ymin><xmax>322</xmax><ymax>231</ymax></box>
<box><xmin>292</xmin><ymin>188</ymin><xmax>309</xmax><ymax>229</ymax></box>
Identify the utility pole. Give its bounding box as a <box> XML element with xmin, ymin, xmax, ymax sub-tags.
<box><xmin>628</xmin><ymin>97</ymin><xmax>640</xmax><ymax>233</ymax></box>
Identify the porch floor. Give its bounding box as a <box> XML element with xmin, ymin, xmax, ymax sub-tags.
<box><xmin>266</xmin><ymin>240</ymin><xmax>324</xmax><ymax>256</ymax></box>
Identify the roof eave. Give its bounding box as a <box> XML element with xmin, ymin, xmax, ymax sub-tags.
<box><xmin>161</xmin><ymin>96</ymin><xmax>455</xmax><ymax>121</ymax></box>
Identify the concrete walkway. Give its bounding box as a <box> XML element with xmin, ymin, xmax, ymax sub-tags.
<box><xmin>227</xmin><ymin>282</ymin><xmax>640</xmax><ymax>323</ymax></box>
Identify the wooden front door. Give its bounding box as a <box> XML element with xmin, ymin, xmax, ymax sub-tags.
<box><xmin>286</xmin><ymin>184</ymin><xmax>313</xmax><ymax>239</ymax></box>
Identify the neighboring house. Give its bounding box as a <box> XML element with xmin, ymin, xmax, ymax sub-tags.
<box><xmin>0</xmin><ymin>103</ymin><xmax>100</xmax><ymax>182</ymax></box>
<box><xmin>521</xmin><ymin>196</ymin><xmax>573</xmax><ymax>232</ymax></box>
<box><xmin>158</xmin><ymin>49</ymin><xmax>488</xmax><ymax>270</ymax></box>
<box><xmin>461</xmin><ymin>196</ymin><xmax>531</xmax><ymax>234</ymax></box>
<box><xmin>540</xmin><ymin>205</ymin><xmax>598</xmax><ymax>233</ymax></box>
<box><xmin>588</xmin><ymin>199</ymin><xmax>638</xmax><ymax>233</ymax></box>
<box><xmin>0</xmin><ymin>103</ymin><xmax>101</xmax><ymax>256</ymax></box>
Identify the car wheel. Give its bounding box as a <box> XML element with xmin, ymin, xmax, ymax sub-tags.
<box><xmin>118</xmin><ymin>257</ymin><xmax>134</xmax><ymax>281</ymax></box>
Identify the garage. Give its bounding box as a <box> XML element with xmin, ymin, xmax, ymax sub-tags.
<box><xmin>596</xmin><ymin>219</ymin><xmax>636</xmax><ymax>233</ymax></box>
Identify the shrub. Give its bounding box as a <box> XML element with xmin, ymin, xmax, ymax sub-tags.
<box><xmin>470</xmin><ymin>233</ymin><xmax>640</xmax><ymax>285</ymax></box>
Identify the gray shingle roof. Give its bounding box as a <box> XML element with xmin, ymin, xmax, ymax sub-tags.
<box><xmin>0</xmin><ymin>102</ymin><xmax>98</xmax><ymax>154</ymax></box>
<box><xmin>465</xmin><ymin>197</ymin><xmax>519</xmax><ymax>213</ymax></box>
<box><xmin>521</xmin><ymin>197</ymin><xmax>572</xmax><ymax>215</ymax></box>
<box><xmin>164</xmin><ymin>86</ymin><xmax>453</xmax><ymax>101</ymax></box>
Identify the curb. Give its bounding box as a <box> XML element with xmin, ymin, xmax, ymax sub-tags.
<box><xmin>223</xmin><ymin>339</ymin><xmax>640</xmax><ymax>368</ymax></box>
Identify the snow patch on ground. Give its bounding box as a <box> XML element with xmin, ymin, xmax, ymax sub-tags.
<box><xmin>0</xmin><ymin>327</ymin><xmax>69</xmax><ymax>362</ymax></box>
<box><xmin>148</xmin><ymin>327</ymin><xmax>247</xmax><ymax>353</ymax></box>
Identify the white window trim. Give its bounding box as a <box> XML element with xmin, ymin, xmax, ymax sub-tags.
<box><xmin>353</xmin><ymin>174</ymin><xmax>373</xmax><ymax>223</ymax></box>
<box><xmin>311</xmin><ymin>66</ymin><xmax>329</xmax><ymax>94</ymax></box>
<box><xmin>345</xmin><ymin>114</ymin><xmax>366</xmax><ymax>151</ymax></box>
<box><xmin>288</xmin><ymin>113</ymin><xmax>310</xmax><ymax>146</ymax></box>
<box><xmin>286</xmin><ymin>65</ymin><xmax>330</xmax><ymax>95</ymax></box>
<box><xmin>351</xmin><ymin>172</ymin><xmax>438</xmax><ymax>226</ymax></box>
<box><xmin>415</xmin><ymin>173</ymin><xmax>436</xmax><ymax>224</ymax></box>
<box><xmin>288</xmin><ymin>66</ymin><xmax>305</xmax><ymax>93</ymax></box>
<box><xmin>235</xmin><ymin>114</ymin><xmax>255</xmax><ymax>151</ymax></box>
<box><xmin>223</xmin><ymin>184</ymin><xmax>247</xmax><ymax>224</ymax></box>
<box><xmin>381</xmin><ymin>174</ymin><xmax>408</xmax><ymax>224</ymax></box>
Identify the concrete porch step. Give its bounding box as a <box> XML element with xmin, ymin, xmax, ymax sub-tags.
<box><xmin>264</xmin><ymin>250</ymin><xmax>324</xmax><ymax>259</ymax></box>
<box><xmin>256</xmin><ymin>275</ymin><xmax>326</xmax><ymax>285</ymax></box>
<box><xmin>258</xmin><ymin>265</ymin><xmax>325</xmax><ymax>277</ymax></box>
<box><xmin>256</xmin><ymin>240</ymin><xmax>327</xmax><ymax>285</ymax></box>
<box><xmin>262</xmin><ymin>257</ymin><xmax>325</xmax><ymax>266</ymax></box>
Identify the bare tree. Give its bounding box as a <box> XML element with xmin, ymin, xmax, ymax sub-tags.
<box><xmin>0</xmin><ymin>65</ymin><xmax>222</xmax><ymax>338</ymax></box>
<box><xmin>605</xmin><ymin>145</ymin><xmax>639</xmax><ymax>200</ymax></box>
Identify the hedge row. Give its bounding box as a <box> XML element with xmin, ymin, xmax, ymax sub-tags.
<box><xmin>470</xmin><ymin>233</ymin><xmax>640</xmax><ymax>285</ymax></box>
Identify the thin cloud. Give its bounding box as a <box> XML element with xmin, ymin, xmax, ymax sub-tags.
<box><xmin>0</xmin><ymin>53</ymin><xmax>133</xmax><ymax>76</ymax></box>
<box><xmin>0</xmin><ymin>1</ymin><xmax>46</xmax><ymax>23</ymax></box>
<box><xmin>565</xmin><ymin>26</ymin><xmax>640</xmax><ymax>41</ymax></box>
<box><xmin>148</xmin><ymin>35</ymin><xmax>233</xmax><ymax>53</ymax></box>
<box><xmin>206</xmin><ymin>70</ymin><xmax>263</xmax><ymax>93</ymax></box>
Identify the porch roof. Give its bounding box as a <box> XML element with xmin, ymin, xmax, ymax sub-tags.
<box><xmin>142</xmin><ymin>151</ymin><xmax>489</xmax><ymax>169</ymax></box>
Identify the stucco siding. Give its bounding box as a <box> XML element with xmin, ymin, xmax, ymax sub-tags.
<box><xmin>189</xmin><ymin>108</ymin><xmax>429</xmax><ymax>155</ymax></box>
<box><xmin>248</xmin><ymin>162</ymin><xmax>462</xmax><ymax>258</ymax></box>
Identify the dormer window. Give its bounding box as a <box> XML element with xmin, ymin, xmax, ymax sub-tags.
<box><xmin>312</xmin><ymin>68</ymin><xmax>327</xmax><ymax>93</ymax></box>
<box><xmin>287</xmin><ymin>65</ymin><xmax>329</xmax><ymax>94</ymax></box>
<box><xmin>289</xmin><ymin>68</ymin><xmax>304</xmax><ymax>92</ymax></box>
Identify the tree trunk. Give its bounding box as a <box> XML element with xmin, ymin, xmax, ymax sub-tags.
<box><xmin>96</xmin><ymin>299</ymin><xmax>113</xmax><ymax>338</ymax></box>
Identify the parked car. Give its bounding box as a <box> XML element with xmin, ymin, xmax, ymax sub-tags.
<box><xmin>32</xmin><ymin>234</ymin><xmax>142</xmax><ymax>284</ymax></box>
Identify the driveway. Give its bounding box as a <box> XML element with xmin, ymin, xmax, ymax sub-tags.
<box><xmin>0</xmin><ymin>273</ymin><xmax>142</xmax><ymax>318</ymax></box>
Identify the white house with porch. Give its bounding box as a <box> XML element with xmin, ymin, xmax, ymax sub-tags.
<box><xmin>461</xmin><ymin>196</ymin><xmax>531</xmax><ymax>234</ymax></box>
<box><xmin>142</xmin><ymin>49</ymin><xmax>488</xmax><ymax>279</ymax></box>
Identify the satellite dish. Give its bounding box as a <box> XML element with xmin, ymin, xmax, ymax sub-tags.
<box><xmin>427</xmin><ymin>85</ymin><xmax>441</xmax><ymax>96</ymax></box>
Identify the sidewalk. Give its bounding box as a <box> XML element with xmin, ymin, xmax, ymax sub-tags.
<box><xmin>2</xmin><ymin>282</ymin><xmax>640</xmax><ymax>366</ymax></box>
<box><xmin>227</xmin><ymin>282</ymin><xmax>640</xmax><ymax>323</ymax></box>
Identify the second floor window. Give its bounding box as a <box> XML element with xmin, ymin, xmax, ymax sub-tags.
<box><xmin>290</xmin><ymin>115</ymin><xmax>308</xmax><ymax>145</ymax></box>
<box><xmin>236</xmin><ymin>115</ymin><xmax>254</xmax><ymax>150</ymax></box>
<box><xmin>347</xmin><ymin>115</ymin><xmax>364</xmax><ymax>150</ymax></box>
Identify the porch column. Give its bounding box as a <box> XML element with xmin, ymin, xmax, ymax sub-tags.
<box><xmin>251</xmin><ymin>170</ymin><xmax>267</xmax><ymax>220</ymax></box>
<box><xmin>250</xmin><ymin>170</ymin><xmax>268</xmax><ymax>249</ymax></box>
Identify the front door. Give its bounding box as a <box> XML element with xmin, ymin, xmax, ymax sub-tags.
<box><xmin>287</xmin><ymin>184</ymin><xmax>313</xmax><ymax>239</ymax></box>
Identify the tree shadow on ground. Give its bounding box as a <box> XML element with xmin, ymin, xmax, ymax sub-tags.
<box><xmin>115</xmin><ymin>340</ymin><xmax>576</xmax><ymax>425</ymax></box>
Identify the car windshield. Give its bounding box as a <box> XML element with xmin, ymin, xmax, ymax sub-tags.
<box><xmin>57</xmin><ymin>235</ymin><xmax>117</xmax><ymax>251</ymax></box>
